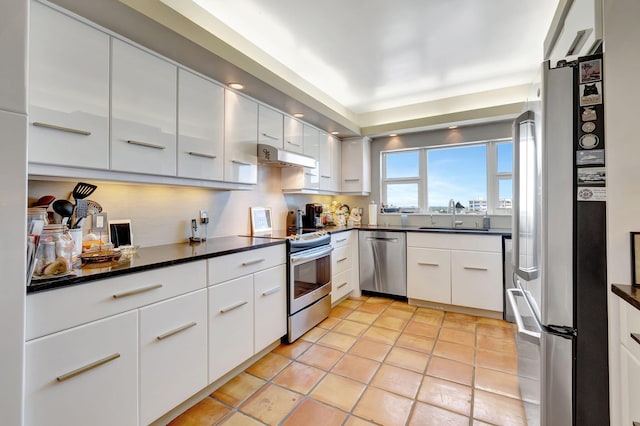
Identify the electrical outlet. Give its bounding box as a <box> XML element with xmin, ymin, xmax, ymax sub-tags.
<box><xmin>200</xmin><ymin>209</ymin><xmax>209</xmax><ymax>224</ymax></box>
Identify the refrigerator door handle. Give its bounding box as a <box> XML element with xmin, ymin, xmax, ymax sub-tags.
<box><xmin>507</xmin><ymin>288</ymin><xmax>541</xmax><ymax>343</ymax></box>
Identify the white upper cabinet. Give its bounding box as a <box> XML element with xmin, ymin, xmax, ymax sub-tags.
<box><xmin>283</xmin><ymin>116</ymin><xmax>303</xmax><ymax>153</ymax></box>
<box><xmin>29</xmin><ymin>1</ymin><xmax>110</xmax><ymax>169</ymax></box>
<box><xmin>341</xmin><ymin>136</ymin><xmax>371</xmax><ymax>194</ymax></box>
<box><xmin>177</xmin><ymin>69</ymin><xmax>224</xmax><ymax>181</ymax></box>
<box><xmin>319</xmin><ymin>131</ymin><xmax>331</xmax><ymax>191</ymax></box>
<box><xmin>224</xmin><ymin>90</ymin><xmax>258</xmax><ymax>184</ymax></box>
<box><xmin>303</xmin><ymin>124</ymin><xmax>320</xmax><ymax>189</ymax></box>
<box><xmin>258</xmin><ymin>105</ymin><xmax>283</xmax><ymax>149</ymax></box>
<box><xmin>330</xmin><ymin>136</ymin><xmax>342</xmax><ymax>193</ymax></box>
<box><xmin>111</xmin><ymin>38</ymin><xmax>177</xmax><ymax>176</ymax></box>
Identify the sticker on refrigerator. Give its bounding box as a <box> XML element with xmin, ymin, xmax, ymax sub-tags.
<box><xmin>577</xmin><ymin>187</ymin><xmax>606</xmax><ymax>202</ymax></box>
<box><xmin>579</xmin><ymin>134</ymin><xmax>600</xmax><ymax>149</ymax></box>
<box><xmin>581</xmin><ymin>122</ymin><xmax>596</xmax><ymax>133</ymax></box>
<box><xmin>577</xmin><ymin>167</ymin><xmax>606</xmax><ymax>185</ymax></box>
<box><xmin>580</xmin><ymin>82</ymin><xmax>602</xmax><ymax>106</ymax></box>
<box><xmin>579</xmin><ymin>59</ymin><xmax>602</xmax><ymax>83</ymax></box>
<box><xmin>576</xmin><ymin>150</ymin><xmax>604</xmax><ymax>166</ymax></box>
<box><xmin>581</xmin><ymin>107</ymin><xmax>597</xmax><ymax>122</ymax></box>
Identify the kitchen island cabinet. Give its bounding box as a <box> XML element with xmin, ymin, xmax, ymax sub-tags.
<box><xmin>177</xmin><ymin>69</ymin><xmax>224</xmax><ymax>181</ymax></box>
<box><xmin>224</xmin><ymin>90</ymin><xmax>258</xmax><ymax>184</ymax></box>
<box><xmin>111</xmin><ymin>38</ymin><xmax>177</xmax><ymax>176</ymax></box>
<box><xmin>29</xmin><ymin>0</ymin><xmax>110</xmax><ymax>170</ymax></box>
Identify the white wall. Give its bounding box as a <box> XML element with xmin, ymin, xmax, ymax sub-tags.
<box><xmin>0</xmin><ymin>0</ymin><xmax>27</xmax><ymax>424</ymax></box>
<box><xmin>603</xmin><ymin>0</ymin><xmax>640</xmax><ymax>423</ymax></box>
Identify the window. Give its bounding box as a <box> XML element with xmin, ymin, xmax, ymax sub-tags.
<box><xmin>381</xmin><ymin>139</ymin><xmax>512</xmax><ymax>215</ymax></box>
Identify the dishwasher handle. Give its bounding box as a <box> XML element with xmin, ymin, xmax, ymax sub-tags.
<box><xmin>366</xmin><ymin>236</ymin><xmax>399</xmax><ymax>243</ymax></box>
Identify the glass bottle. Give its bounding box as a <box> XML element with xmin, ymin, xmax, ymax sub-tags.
<box><xmin>34</xmin><ymin>224</ymin><xmax>73</xmax><ymax>276</ymax></box>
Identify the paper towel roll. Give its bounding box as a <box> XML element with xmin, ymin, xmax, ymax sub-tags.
<box><xmin>368</xmin><ymin>203</ymin><xmax>377</xmax><ymax>225</ymax></box>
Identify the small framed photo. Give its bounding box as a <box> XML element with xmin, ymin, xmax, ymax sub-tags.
<box><xmin>579</xmin><ymin>58</ymin><xmax>602</xmax><ymax>83</ymax></box>
<box><xmin>109</xmin><ymin>219</ymin><xmax>133</xmax><ymax>248</ymax></box>
<box><xmin>250</xmin><ymin>207</ymin><xmax>272</xmax><ymax>235</ymax></box>
<box><xmin>631</xmin><ymin>232</ymin><xmax>640</xmax><ymax>286</ymax></box>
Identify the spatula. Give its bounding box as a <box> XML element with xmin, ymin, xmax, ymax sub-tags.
<box><xmin>72</xmin><ymin>182</ymin><xmax>97</xmax><ymax>200</ymax></box>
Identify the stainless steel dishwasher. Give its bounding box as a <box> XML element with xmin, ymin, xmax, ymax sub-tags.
<box><xmin>359</xmin><ymin>230</ymin><xmax>407</xmax><ymax>297</ymax></box>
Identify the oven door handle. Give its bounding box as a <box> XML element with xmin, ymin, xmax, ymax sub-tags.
<box><xmin>290</xmin><ymin>246</ymin><xmax>333</xmax><ymax>263</ymax></box>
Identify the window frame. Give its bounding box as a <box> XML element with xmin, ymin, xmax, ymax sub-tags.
<box><xmin>380</xmin><ymin>138</ymin><xmax>512</xmax><ymax>215</ymax></box>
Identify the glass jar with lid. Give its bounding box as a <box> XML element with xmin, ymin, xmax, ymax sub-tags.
<box><xmin>33</xmin><ymin>224</ymin><xmax>73</xmax><ymax>277</ymax></box>
<box><xmin>27</xmin><ymin>207</ymin><xmax>49</xmax><ymax>231</ymax></box>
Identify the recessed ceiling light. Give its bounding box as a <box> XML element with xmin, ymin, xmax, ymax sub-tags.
<box><xmin>331</xmin><ymin>131</ymin><xmax>339</xmax><ymax>135</ymax></box>
<box><xmin>293</xmin><ymin>113</ymin><xmax>304</xmax><ymax>118</ymax></box>
<box><xmin>448</xmin><ymin>125</ymin><xmax>459</xmax><ymax>129</ymax></box>
<box><xmin>228</xmin><ymin>82</ymin><xmax>244</xmax><ymax>90</ymax></box>
<box><xmin>389</xmin><ymin>133</ymin><xmax>398</xmax><ymax>137</ymax></box>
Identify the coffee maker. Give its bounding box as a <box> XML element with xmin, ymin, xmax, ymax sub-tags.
<box><xmin>304</xmin><ymin>203</ymin><xmax>323</xmax><ymax>228</ymax></box>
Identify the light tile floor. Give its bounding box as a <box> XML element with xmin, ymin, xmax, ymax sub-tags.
<box><xmin>168</xmin><ymin>296</ymin><xmax>527</xmax><ymax>426</ymax></box>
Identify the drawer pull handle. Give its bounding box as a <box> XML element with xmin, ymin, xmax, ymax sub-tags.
<box><xmin>262</xmin><ymin>286</ymin><xmax>281</xmax><ymax>296</ymax></box>
<box><xmin>464</xmin><ymin>266</ymin><xmax>489</xmax><ymax>271</ymax></box>
<box><xmin>337</xmin><ymin>257</ymin><xmax>348</xmax><ymax>263</ymax></box>
<box><xmin>220</xmin><ymin>300</ymin><xmax>248</xmax><ymax>313</ymax></box>
<box><xmin>242</xmin><ymin>258</ymin><xmax>265</xmax><ymax>266</ymax></box>
<box><xmin>157</xmin><ymin>322</ymin><xmax>197</xmax><ymax>340</ymax></box>
<box><xmin>112</xmin><ymin>284</ymin><xmax>163</xmax><ymax>299</ymax></box>
<box><xmin>33</xmin><ymin>121</ymin><xmax>91</xmax><ymax>136</ymax></box>
<box><xmin>286</xmin><ymin>140</ymin><xmax>301</xmax><ymax>146</ymax></box>
<box><xmin>344</xmin><ymin>178</ymin><xmax>360</xmax><ymax>182</ymax></box>
<box><xmin>188</xmin><ymin>151</ymin><xmax>217</xmax><ymax>159</ymax></box>
<box><xmin>232</xmin><ymin>160</ymin><xmax>252</xmax><ymax>166</ymax></box>
<box><xmin>631</xmin><ymin>333</ymin><xmax>640</xmax><ymax>346</ymax></box>
<box><xmin>261</xmin><ymin>132</ymin><xmax>279</xmax><ymax>140</ymax></box>
<box><xmin>126</xmin><ymin>139</ymin><xmax>166</xmax><ymax>150</ymax></box>
<box><xmin>304</xmin><ymin>172</ymin><xmax>317</xmax><ymax>176</ymax></box>
<box><xmin>336</xmin><ymin>238</ymin><xmax>347</xmax><ymax>243</ymax></box>
<box><xmin>56</xmin><ymin>353</ymin><xmax>120</xmax><ymax>382</ymax></box>
<box><xmin>418</xmin><ymin>262</ymin><xmax>439</xmax><ymax>266</ymax></box>
<box><xmin>321</xmin><ymin>175</ymin><xmax>331</xmax><ymax>178</ymax></box>
<box><xmin>337</xmin><ymin>281</ymin><xmax>348</xmax><ymax>289</ymax></box>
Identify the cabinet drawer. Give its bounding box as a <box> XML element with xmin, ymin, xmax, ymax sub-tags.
<box><xmin>408</xmin><ymin>232</ymin><xmax>501</xmax><ymax>252</ymax></box>
<box><xmin>331</xmin><ymin>231</ymin><xmax>353</xmax><ymax>248</ymax></box>
<box><xmin>332</xmin><ymin>269</ymin><xmax>353</xmax><ymax>303</ymax></box>
<box><xmin>208</xmin><ymin>245</ymin><xmax>285</xmax><ymax>285</ymax></box>
<box><xmin>139</xmin><ymin>289</ymin><xmax>207</xmax><ymax>425</ymax></box>
<box><xmin>27</xmin><ymin>261</ymin><xmax>206</xmax><ymax>340</ymax></box>
<box><xmin>254</xmin><ymin>265</ymin><xmax>287</xmax><ymax>352</ymax></box>
<box><xmin>407</xmin><ymin>247</ymin><xmax>451</xmax><ymax>304</ymax></box>
<box><xmin>332</xmin><ymin>245</ymin><xmax>353</xmax><ymax>275</ymax></box>
<box><xmin>620</xmin><ymin>300</ymin><xmax>640</xmax><ymax>360</ymax></box>
<box><xmin>451</xmin><ymin>251</ymin><xmax>502</xmax><ymax>311</ymax></box>
<box><xmin>25</xmin><ymin>311</ymin><xmax>138</xmax><ymax>426</ymax></box>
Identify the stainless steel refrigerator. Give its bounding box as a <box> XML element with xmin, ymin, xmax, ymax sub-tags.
<box><xmin>508</xmin><ymin>54</ymin><xmax>609</xmax><ymax>425</ymax></box>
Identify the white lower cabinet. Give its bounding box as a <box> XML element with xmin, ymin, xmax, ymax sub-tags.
<box><xmin>619</xmin><ymin>299</ymin><xmax>640</xmax><ymax>425</ymax></box>
<box><xmin>208</xmin><ymin>275</ymin><xmax>254</xmax><ymax>382</ymax></box>
<box><xmin>331</xmin><ymin>231</ymin><xmax>356</xmax><ymax>303</ymax></box>
<box><xmin>25</xmin><ymin>310</ymin><xmax>138</xmax><ymax>426</ymax></box>
<box><xmin>139</xmin><ymin>289</ymin><xmax>208</xmax><ymax>425</ymax></box>
<box><xmin>254</xmin><ymin>265</ymin><xmax>287</xmax><ymax>351</ymax></box>
<box><xmin>451</xmin><ymin>250</ymin><xmax>503</xmax><ymax>311</ymax></box>
<box><xmin>407</xmin><ymin>247</ymin><xmax>451</xmax><ymax>304</ymax></box>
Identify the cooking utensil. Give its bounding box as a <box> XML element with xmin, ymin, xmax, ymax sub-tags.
<box><xmin>52</xmin><ymin>199</ymin><xmax>74</xmax><ymax>225</ymax></box>
<box><xmin>72</xmin><ymin>199</ymin><xmax>88</xmax><ymax>229</ymax></box>
<box><xmin>33</xmin><ymin>195</ymin><xmax>55</xmax><ymax>208</ymax></box>
<box><xmin>71</xmin><ymin>182</ymin><xmax>97</xmax><ymax>200</ymax></box>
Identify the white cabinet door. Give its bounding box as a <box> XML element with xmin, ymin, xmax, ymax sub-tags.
<box><xmin>29</xmin><ymin>1</ymin><xmax>110</xmax><ymax>169</ymax></box>
<box><xmin>451</xmin><ymin>250</ymin><xmax>502</xmax><ymax>311</ymax></box>
<box><xmin>258</xmin><ymin>105</ymin><xmax>283</xmax><ymax>149</ymax></box>
<box><xmin>139</xmin><ymin>290</ymin><xmax>207</xmax><ymax>425</ymax></box>
<box><xmin>24</xmin><ymin>311</ymin><xmax>138</xmax><ymax>426</ymax></box>
<box><xmin>332</xmin><ymin>244</ymin><xmax>353</xmax><ymax>276</ymax></box>
<box><xmin>330</xmin><ymin>135</ymin><xmax>342</xmax><ymax>193</ymax></box>
<box><xmin>283</xmin><ymin>115</ymin><xmax>303</xmax><ymax>153</ymax></box>
<box><xmin>407</xmin><ymin>247</ymin><xmax>451</xmax><ymax>304</ymax></box>
<box><xmin>224</xmin><ymin>90</ymin><xmax>258</xmax><ymax>184</ymax></box>
<box><xmin>303</xmin><ymin>124</ymin><xmax>320</xmax><ymax>189</ymax></box>
<box><xmin>332</xmin><ymin>269</ymin><xmax>353</xmax><ymax>304</ymax></box>
<box><xmin>319</xmin><ymin>131</ymin><xmax>331</xmax><ymax>190</ymax></box>
<box><xmin>341</xmin><ymin>137</ymin><xmax>371</xmax><ymax>193</ymax></box>
<box><xmin>111</xmin><ymin>39</ymin><xmax>177</xmax><ymax>175</ymax></box>
<box><xmin>177</xmin><ymin>69</ymin><xmax>224</xmax><ymax>181</ymax></box>
<box><xmin>254</xmin><ymin>265</ymin><xmax>286</xmax><ymax>352</ymax></box>
<box><xmin>621</xmin><ymin>344</ymin><xmax>640</xmax><ymax>426</ymax></box>
<box><xmin>208</xmin><ymin>275</ymin><xmax>254</xmax><ymax>382</ymax></box>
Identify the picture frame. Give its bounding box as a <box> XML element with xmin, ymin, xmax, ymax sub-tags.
<box><xmin>631</xmin><ymin>232</ymin><xmax>640</xmax><ymax>286</ymax></box>
<box><xmin>109</xmin><ymin>219</ymin><xmax>133</xmax><ymax>248</ymax></box>
<box><xmin>250</xmin><ymin>207</ymin><xmax>272</xmax><ymax>235</ymax></box>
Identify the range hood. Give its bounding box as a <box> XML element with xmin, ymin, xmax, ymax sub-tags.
<box><xmin>257</xmin><ymin>144</ymin><xmax>316</xmax><ymax>168</ymax></box>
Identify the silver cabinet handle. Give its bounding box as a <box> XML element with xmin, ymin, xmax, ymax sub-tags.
<box><xmin>188</xmin><ymin>151</ymin><xmax>217</xmax><ymax>159</ymax></box>
<box><xmin>337</xmin><ymin>257</ymin><xmax>348</xmax><ymax>263</ymax></box>
<box><xmin>157</xmin><ymin>321</ymin><xmax>197</xmax><ymax>340</ymax></box>
<box><xmin>286</xmin><ymin>140</ymin><xmax>301</xmax><ymax>147</ymax></box>
<box><xmin>304</xmin><ymin>172</ymin><xmax>316</xmax><ymax>176</ymax></box>
<box><xmin>463</xmin><ymin>266</ymin><xmax>489</xmax><ymax>271</ymax></box>
<box><xmin>220</xmin><ymin>300</ymin><xmax>248</xmax><ymax>313</ymax></box>
<box><xmin>344</xmin><ymin>178</ymin><xmax>360</xmax><ymax>182</ymax></box>
<box><xmin>126</xmin><ymin>140</ymin><xmax>166</xmax><ymax>150</ymax></box>
<box><xmin>321</xmin><ymin>175</ymin><xmax>331</xmax><ymax>178</ymax></box>
<box><xmin>261</xmin><ymin>132</ymin><xmax>279</xmax><ymax>140</ymax></box>
<box><xmin>336</xmin><ymin>238</ymin><xmax>347</xmax><ymax>243</ymax></box>
<box><xmin>242</xmin><ymin>258</ymin><xmax>265</xmax><ymax>266</ymax></box>
<box><xmin>113</xmin><ymin>284</ymin><xmax>162</xmax><ymax>299</ymax></box>
<box><xmin>631</xmin><ymin>333</ymin><xmax>640</xmax><ymax>346</ymax></box>
<box><xmin>261</xmin><ymin>286</ymin><xmax>281</xmax><ymax>296</ymax></box>
<box><xmin>418</xmin><ymin>262</ymin><xmax>439</xmax><ymax>266</ymax></box>
<box><xmin>337</xmin><ymin>282</ymin><xmax>348</xmax><ymax>289</ymax></box>
<box><xmin>56</xmin><ymin>353</ymin><xmax>120</xmax><ymax>382</ymax></box>
<box><xmin>33</xmin><ymin>121</ymin><xmax>91</xmax><ymax>136</ymax></box>
<box><xmin>232</xmin><ymin>159</ymin><xmax>252</xmax><ymax>166</ymax></box>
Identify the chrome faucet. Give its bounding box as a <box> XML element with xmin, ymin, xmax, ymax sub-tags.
<box><xmin>449</xmin><ymin>198</ymin><xmax>463</xmax><ymax>228</ymax></box>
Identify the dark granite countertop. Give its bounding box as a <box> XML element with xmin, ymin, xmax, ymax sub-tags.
<box><xmin>27</xmin><ymin>236</ymin><xmax>285</xmax><ymax>294</ymax></box>
<box><xmin>324</xmin><ymin>224</ymin><xmax>511</xmax><ymax>237</ymax></box>
<box><xmin>612</xmin><ymin>284</ymin><xmax>640</xmax><ymax>311</ymax></box>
